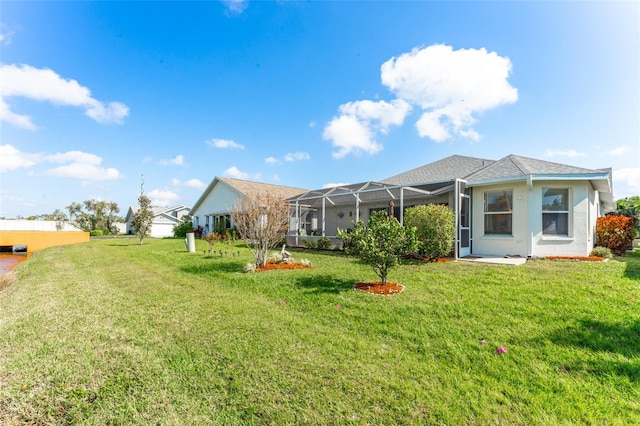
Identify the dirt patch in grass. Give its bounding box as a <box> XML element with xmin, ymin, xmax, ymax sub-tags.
<box><xmin>544</xmin><ymin>256</ymin><xmax>607</xmax><ymax>262</ymax></box>
<box><xmin>354</xmin><ymin>281</ymin><xmax>405</xmax><ymax>296</ymax></box>
<box><xmin>402</xmin><ymin>254</ymin><xmax>454</xmax><ymax>263</ymax></box>
<box><xmin>256</xmin><ymin>260</ymin><xmax>312</xmax><ymax>272</ymax></box>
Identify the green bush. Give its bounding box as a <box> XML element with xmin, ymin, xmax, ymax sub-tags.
<box><xmin>90</xmin><ymin>230</ymin><xmax>104</xmax><ymax>237</ymax></box>
<box><xmin>338</xmin><ymin>211</ymin><xmax>417</xmax><ymax>285</ymax></box>
<box><xmin>590</xmin><ymin>246</ymin><xmax>612</xmax><ymax>259</ymax></box>
<box><xmin>173</xmin><ymin>221</ymin><xmax>193</xmax><ymax>238</ymax></box>
<box><xmin>316</xmin><ymin>237</ymin><xmax>332</xmax><ymax>250</ymax></box>
<box><xmin>596</xmin><ymin>215</ymin><xmax>635</xmax><ymax>256</ymax></box>
<box><xmin>404</xmin><ymin>204</ymin><xmax>455</xmax><ymax>259</ymax></box>
<box><xmin>303</xmin><ymin>239</ymin><xmax>316</xmax><ymax>249</ymax></box>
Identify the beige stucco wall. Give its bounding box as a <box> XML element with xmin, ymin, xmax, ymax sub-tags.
<box><xmin>471</xmin><ymin>180</ymin><xmax>600</xmax><ymax>257</ymax></box>
<box><xmin>191</xmin><ymin>183</ymin><xmax>239</xmax><ymax>229</ymax></box>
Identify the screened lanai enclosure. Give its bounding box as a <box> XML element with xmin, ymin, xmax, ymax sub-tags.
<box><xmin>286</xmin><ymin>179</ymin><xmax>470</xmax><ymax>258</ymax></box>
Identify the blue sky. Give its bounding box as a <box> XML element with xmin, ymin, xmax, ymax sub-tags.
<box><xmin>1</xmin><ymin>1</ymin><xmax>638</xmax><ymax>218</ymax></box>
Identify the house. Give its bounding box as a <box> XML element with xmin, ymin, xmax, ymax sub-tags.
<box><xmin>125</xmin><ymin>205</ymin><xmax>191</xmax><ymax>238</ymax></box>
<box><xmin>190</xmin><ymin>177</ymin><xmax>307</xmax><ymax>235</ymax></box>
<box><xmin>286</xmin><ymin>154</ymin><xmax>614</xmax><ymax>258</ymax></box>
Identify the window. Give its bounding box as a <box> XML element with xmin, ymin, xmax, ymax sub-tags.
<box><xmin>542</xmin><ymin>188</ymin><xmax>569</xmax><ymax>236</ymax></box>
<box><xmin>484</xmin><ymin>190</ymin><xmax>512</xmax><ymax>235</ymax></box>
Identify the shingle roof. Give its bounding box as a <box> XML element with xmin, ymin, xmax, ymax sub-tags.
<box><xmin>381</xmin><ymin>155</ymin><xmax>495</xmax><ymax>185</ymax></box>
<box><xmin>466</xmin><ymin>155</ymin><xmax>607</xmax><ymax>182</ymax></box>
<box><xmin>218</xmin><ymin>177</ymin><xmax>307</xmax><ymax>199</ymax></box>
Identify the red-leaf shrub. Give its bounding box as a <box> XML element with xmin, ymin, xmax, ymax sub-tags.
<box><xmin>595</xmin><ymin>215</ymin><xmax>635</xmax><ymax>256</ymax></box>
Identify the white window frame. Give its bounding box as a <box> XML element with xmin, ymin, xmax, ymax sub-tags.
<box><xmin>484</xmin><ymin>190</ymin><xmax>513</xmax><ymax>236</ymax></box>
<box><xmin>542</xmin><ymin>188</ymin><xmax>571</xmax><ymax>237</ymax></box>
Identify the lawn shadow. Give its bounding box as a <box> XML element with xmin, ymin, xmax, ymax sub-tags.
<box><xmin>294</xmin><ymin>274</ymin><xmax>354</xmax><ymax>294</ymax></box>
<box><xmin>180</xmin><ymin>260</ymin><xmax>245</xmax><ymax>274</ymax></box>
<box><xmin>622</xmin><ymin>250</ymin><xmax>640</xmax><ymax>280</ymax></box>
<box><xmin>546</xmin><ymin>319</ymin><xmax>640</xmax><ymax>381</ymax></box>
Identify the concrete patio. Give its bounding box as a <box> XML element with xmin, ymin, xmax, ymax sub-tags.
<box><xmin>459</xmin><ymin>255</ymin><xmax>527</xmax><ymax>266</ymax></box>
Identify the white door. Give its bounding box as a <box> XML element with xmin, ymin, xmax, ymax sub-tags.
<box><xmin>459</xmin><ymin>194</ymin><xmax>471</xmax><ymax>257</ymax></box>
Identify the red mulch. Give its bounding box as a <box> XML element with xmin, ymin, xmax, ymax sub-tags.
<box><xmin>256</xmin><ymin>260</ymin><xmax>312</xmax><ymax>272</ymax></box>
<box><xmin>544</xmin><ymin>256</ymin><xmax>606</xmax><ymax>262</ymax></box>
<box><xmin>354</xmin><ymin>281</ymin><xmax>405</xmax><ymax>296</ymax></box>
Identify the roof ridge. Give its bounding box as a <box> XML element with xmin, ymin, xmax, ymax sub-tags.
<box><xmin>506</xmin><ymin>154</ymin><xmax>530</xmax><ymax>175</ymax></box>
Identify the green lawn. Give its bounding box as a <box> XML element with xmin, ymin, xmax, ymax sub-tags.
<box><xmin>1</xmin><ymin>238</ymin><xmax>638</xmax><ymax>424</ymax></box>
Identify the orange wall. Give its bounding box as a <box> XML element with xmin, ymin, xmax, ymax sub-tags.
<box><xmin>0</xmin><ymin>231</ymin><xmax>89</xmax><ymax>252</ymax></box>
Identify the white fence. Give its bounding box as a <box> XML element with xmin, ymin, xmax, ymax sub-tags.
<box><xmin>0</xmin><ymin>220</ymin><xmax>83</xmax><ymax>232</ymax></box>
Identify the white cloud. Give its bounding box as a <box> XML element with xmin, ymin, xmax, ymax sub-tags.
<box><xmin>0</xmin><ymin>144</ymin><xmax>39</xmax><ymax>172</ymax></box>
<box><xmin>613</xmin><ymin>168</ymin><xmax>640</xmax><ymax>198</ymax></box>
<box><xmin>309</xmin><ymin>121</ymin><xmax>317</xmax><ymax>128</ymax></box>
<box><xmin>45</xmin><ymin>150</ymin><xmax>121</xmax><ymax>180</ymax></box>
<box><xmin>0</xmin><ymin>64</ymin><xmax>129</xmax><ymax>129</ymax></box>
<box><xmin>0</xmin><ymin>144</ymin><xmax>120</xmax><ymax>180</ymax></box>
<box><xmin>609</xmin><ymin>146</ymin><xmax>628</xmax><ymax>156</ymax></box>
<box><xmin>147</xmin><ymin>189</ymin><xmax>179</xmax><ymax>207</ymax></box>
<box><xmin>143</xmin><ymin>156</ymin><xmax>153</xmax><ymax>163</ymax></box>
<box><xmin>323</xmin><ymin>99</ymin><xmax>410</xmax><ymax>158</ymax></box>
<box><xmin>322</xmin><ymin>182</ymin><xmax>350</xmax><ymax>189</ymax></box>
<box><xmin>545</xmin><ymin>149</ymin><xmax>586</xmax><ymax>158</ymax></box>
<box><xmin>222</xmin><ymin>0</ymin><xmax>248</xmax><ymax>15</ymax></box>
<box><xmin>323</xmin><ymin>114</ymin><xmax>381</xmax><ymax>159</ymax></box>
<box><xmin>206</xmin><ymin>138</ymin><xmax>245</xmax><ymax>150</ymax></box>
<box><xmin>285</xmin><ymin>151</ymin><xmax>311</xmax><ymax>162</ymax></box>
<box><xmin>171</xmin><ymin>178</ymin><xmax>181</xmax><ymax>186</ymax></box>
<box><xmin>158</xmin><ymin>155</ymin><xmax>185</xmax><ymax>166</ymax></box>
<box><xmin>184</xmin><ymin>178</ymin><xmax>206</xmax><ymax>189</ymax></box>
<box><xmin>381</xmin><ymin>44</ymin><xmax>517</xmax><ymax>142</ymax></box>
<box><xmin>265</xmin><ymin>156</ymin><xmax>281</xmax><ymax>166</ymax></box>
<box><xmin>222</xmin><ymin>166</ymin><xmax>260</xmax><ymax>181</ymax></box>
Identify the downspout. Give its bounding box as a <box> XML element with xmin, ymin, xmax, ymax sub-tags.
<box><xmin>454</xmin><ymin>179</ymin><xmax>459</xmax><ymax>260</ymax></box>
<box><xmin>527</xmin><ymin>175</ymin><xmax>533</xmax><ymax>258</ymax></box>
<box><xmin>355</xmin><ymin>194</ymin><xmax>360</xmax><ymax>223</ymax></box>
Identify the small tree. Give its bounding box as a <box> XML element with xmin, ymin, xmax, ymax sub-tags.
<box><xmin>404</xmin><ymin>204</ymin><xmax>455</xmax><ymax>259</ymax></box>
<box><xmin>338</xmin><ymin>210</ymin><xmax>417</xmax><ymax>285</ymax></box>
<box><xmin>231</xmin><ymin>192</ymin><xmax>290</xmax><ymax>268</ymax></box>
<box><xmin>131</xmin><ymin>194</ymin><xmax>154</xmax><ymax>245</ymax></box>
<box><xmin>173</xmin><ymin>218</ymin><xmax>193</xmax><ymax>238</ymax></box>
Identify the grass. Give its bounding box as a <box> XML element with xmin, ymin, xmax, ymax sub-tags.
<box><xmin>1</xmin><ymin>238</ymin><xmax>639</xmax><ymax>424</ymax></box>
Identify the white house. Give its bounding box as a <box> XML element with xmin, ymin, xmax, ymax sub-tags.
<box><xmin>125</xmin><ymin>205</ymin><xmax>191</xmax><ymax>238</ymax></box>
<box><xmin>190</xmin><ymin>177</ymin><xmax>307</xmax><ymax>235</ymax></box>
<box><xmin>286</xmin><ymin>155</ymin><xmax>614</xmax><ymax>258</ymax></box>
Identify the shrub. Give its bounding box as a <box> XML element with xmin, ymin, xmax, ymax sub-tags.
<box><xmin>173</xmin><ymin>220</ymin><xmax>193</xmax><ymax>238</ymax></box>
<box><xmin>90</xmin><ymin>230</ymin><xmax>104</xmax><ymax>237</ymax></box>
<box><xmin>404</xmin><ymin>204</ymin><xmax>455</xmax><ymax>258</ymax></box>
<box><xmin>590</xmin><ymin>246</ymin><xmax>612</xmax><ymax>259</ymax></box>
<box><xmin>596</xmin><ymin>215</ymin><xmax>635</xmax><ymax>256</ymax></box>
<box><xmin>317</xmin><ymin>237</ymin><xmax>332</xmax><ymax>250</ymax></box>
<box><xmin>303</xmin><ymin>239</ymin><xmax>317</xmax><ymax>249</ymax></box>
<box><xmin>338</xmin><ymin>211</ymin><xmax>417</xmax><ymax>285</ymax></box>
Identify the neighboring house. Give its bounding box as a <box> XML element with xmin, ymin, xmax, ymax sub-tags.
<box><xmin>190</xmin><ymin>177</ymin><xmax>307</xmax><ymax>235</ymax></box>
<box><xmin>286</xmin><ymin>154</ymin><xmax>614</xmax><ymax>258</ymax></box>
<box><xmin>125</xmin><ymin>205</ymin><xmax>191</xmax><ymax>238</ymax></box>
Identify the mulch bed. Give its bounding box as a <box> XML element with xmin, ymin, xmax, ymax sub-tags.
<box><xmin>402</xmin><ymin>254</ymin><xmax>454</xmax><ymax>263</ymax></box>
<box><xmin>354</xmin><ymin>281</ymin><xmax>405</xmax><ymax>296</ymax></box>
<box><xmin>256</xmin><ymin>260</ymin><xmax>312</xmax><ymax>272</ymax></box>
<box><xmin>544</xmin><ymin>256</ymin><xmax>607</xmax><ymax>262</ymax></box>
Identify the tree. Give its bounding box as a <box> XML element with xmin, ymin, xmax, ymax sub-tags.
<box><xmin>338</xmin><ymin>210</ymin><xmax>417</xmax><ymax>285</ymax></box>
<box><xmin>404</xmin><ymin>204</ymin><xmax>455</xmax><ymax>259</ymax></box>
<box><xmin>42</xmin><ymin>209</ymin><xmax>69</xmax><ymax>231</ymax></box>
<box><xmin>65</xmin><ymin>199</ymin><xmax>121</xmax><ymax>234</ymax></box>
<box><xmin>616</xmin><ymin>196</ymin><xmax>640</xmax><ymax>238</ymax></box>
<box><xmin>231</xmin><ymin>191</ymin><xmax>289</xmax><ymax>268</ymax></box>
<box><xmin>131</xmin><ymin>194</ymin><xmax>154</xmax><ymax>245</ymax></box>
